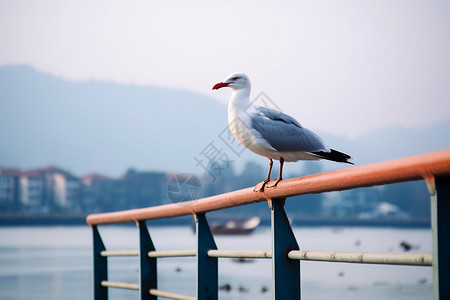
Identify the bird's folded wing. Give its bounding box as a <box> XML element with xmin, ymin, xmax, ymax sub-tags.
<box><xmin>251</xmin><ymin>107</ymin><xmax>330</xmax><ymax>153</ymax></box>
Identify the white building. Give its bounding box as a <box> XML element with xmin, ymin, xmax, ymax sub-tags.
<box><xmin>52</xmin><ymin>172</ymin><xmax>80</xmax><ymax>209</ymax></box>
<box><xmin>20</xmin><ymin>171</ymin><xmax>45</xmax><ymax>208</ymax></box>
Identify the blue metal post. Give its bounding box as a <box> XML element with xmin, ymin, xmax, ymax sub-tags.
<box><xmin>138</xmin><ymin>221</ymin><xmax>157</xmax><ymax>300</ymax></box>
<box><xmin>92</xmin><ymin>225</ymin><xmax>107</xmax><ymax>300</ymax></box>
<box><xmin>431</xmin><ymin>176</ymin><xmax>450</xmax><ymax>300</ymax></box>
<box><xmin>271</xmin><ymin>198</ymin><xmax>300</xmax><ymax>299</ymax></box>
<box><xmin>196</xmin><ymin>213</ymin><xmax>218</xmax><ymax>300</ymax></box>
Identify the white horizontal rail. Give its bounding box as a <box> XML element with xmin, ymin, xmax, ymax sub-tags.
<box><xmin>149</xmin><ymin>289</ymin><xmax>196</xmax><ymax>300</ymax></box>
<box><xmin>148</xmin><ymin>249</ymin><xmax>196</xmax><ymax>258</ymax></box>
<box><xmin>207</xmin><ymin>249</ymin><xmax>272</xmax><ymax>258</ymax></box>
<box><xmin>101</xmin><ymin>281</ymin><xmax>139</xmax><ymax>290</ymax></box>
<box><xmin>100</xmin><ymin>280</ymin><xmax>197</xmax><ymax>300</ymax></box>
<box><xmin>288</xmin><ymin>251</ymin><xmax>432</xmax><ymax>266</ymax></box>
<box><xmin>101</xmin><ymin>250</ymin><xmax>138</xmax><ymax>257</ymax></box>
<box><xmin>101</xmin><ymin>248</ymin><xmax>432</xmax><ymax>266</ymax></box>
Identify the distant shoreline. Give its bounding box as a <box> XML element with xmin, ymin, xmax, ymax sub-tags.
<box><xmin>0</xmin><ymin>212</ymin><xmax>430</xmax><ymax>228</ymax></box>
<box><xmin>0</xmin><ymin>212</ymin><xmax>90</xmax><ymax>226</ymax></box>
<box><xmin>0</xmin><ymin>212</ymin><xmax>192</xmax><ymax>227</ymax></box>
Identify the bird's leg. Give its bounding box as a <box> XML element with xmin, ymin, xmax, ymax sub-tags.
<box><xmin>264</xmin><ymin>158</ymin><xmax>273</xmax><ymax>183</ymax></box>
<box><xmin>268</xmin><ymin>158</ymin><xmax>284</xmax><ymax>188</ymax></box>
<box><xmin>254</xmin><ymin>158</ymin><xmax>273</xmax><ymax>192</ymax></box>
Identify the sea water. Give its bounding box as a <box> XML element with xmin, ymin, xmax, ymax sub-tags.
<box><xmin>0</xmin><ymin>225</ymin><xmax>432</xmax><ymax>300</ymax></box>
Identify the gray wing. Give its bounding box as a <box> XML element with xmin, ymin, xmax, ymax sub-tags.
<box><xmin>251</xmin><ymin>107</ymin><xmax>330</xmax><ymax>152</ymax></box>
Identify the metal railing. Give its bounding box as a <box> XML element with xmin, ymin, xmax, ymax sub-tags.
<box><xmin>87</xmin><ymin>149</ymin><xmax>450</xmax><ymax>300</ymax></box>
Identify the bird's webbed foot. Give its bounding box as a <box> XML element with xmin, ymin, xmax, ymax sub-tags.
<box><xmin>253</xmin><ymin>179</ymin><xmax>269</xmax><ymax>192</ymax></box>
<box><xmin>266</xmin><ymin>178</ymin><xmax>282</xmax><ymax>188</ymax></box>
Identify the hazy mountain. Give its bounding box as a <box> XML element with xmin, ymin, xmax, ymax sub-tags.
<box><xmin>0</xmin><ymin>65</ymin><xmax>229</xmax><ymax>176</ymax></box>
<box><xmin>1</xmin><ymin>65</ymin><xmax>449</xmax><ymax>177</ymax></box>
<box><xmin>321</xmin><ymin>120</ymin><xmax>450</xmax><ymax>167</ymax></box>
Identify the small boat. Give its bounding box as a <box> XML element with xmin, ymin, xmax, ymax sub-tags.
<box><xmin>210</xmin><ymin>216</ymin><xmax>261</xmax><ymax>235</ymax></box>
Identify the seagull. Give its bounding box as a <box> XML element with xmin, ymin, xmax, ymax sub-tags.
<box><xmin>212</xmin><ymin>72</ymin><xmax>353</xmax><ymax>190</ymax></box>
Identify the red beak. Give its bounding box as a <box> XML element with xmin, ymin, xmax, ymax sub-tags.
<box><xmin>212</xmin><ymin>82</ymin><xmax>229</xmax><ymax>90</ymax></box>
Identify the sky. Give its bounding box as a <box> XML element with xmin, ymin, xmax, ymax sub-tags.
<box><xmin>1</xmin><ymin>0</ymin><xmax>449</xmax><ymax>138</ymax></box>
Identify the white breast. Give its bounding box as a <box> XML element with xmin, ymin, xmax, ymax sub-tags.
<box><xmin>228</xmin><ymin>105</ymin><xmax>279</xmax><ymax>158</ymax></box>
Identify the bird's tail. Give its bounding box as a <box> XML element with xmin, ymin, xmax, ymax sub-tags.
<box><xmin>311</xmin><ymin>149</ymin><xmax>354</xmax><ymax>164</ymax></box>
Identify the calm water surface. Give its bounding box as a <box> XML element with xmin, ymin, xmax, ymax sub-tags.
<box><xmin>0</xmin><ymin>225</ymin><xmax>433</xmax><ymax>300</ymax></box>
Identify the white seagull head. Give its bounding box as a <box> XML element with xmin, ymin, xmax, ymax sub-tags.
<box><xmin>212</xmin><ymin>72</ymin><xmax>251</xmax><ymax>91</ymax></box>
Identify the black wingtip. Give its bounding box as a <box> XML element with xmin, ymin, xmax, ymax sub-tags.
<box><xmin>312</xmin><ymin>149</ymin><xmax>354</xmax><ymax>164</ymax></box>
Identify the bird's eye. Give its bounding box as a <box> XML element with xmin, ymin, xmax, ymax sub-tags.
<box><xmin>232</xmin><ymin>76</ymin><xmax>238</xmax><ymax>81</ymax></box>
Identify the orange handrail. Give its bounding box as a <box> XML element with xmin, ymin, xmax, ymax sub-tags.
<box><xmin>86</xmin><ymin>149</ymin><xmax>450</xmax><ymax>226</ymax></box>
